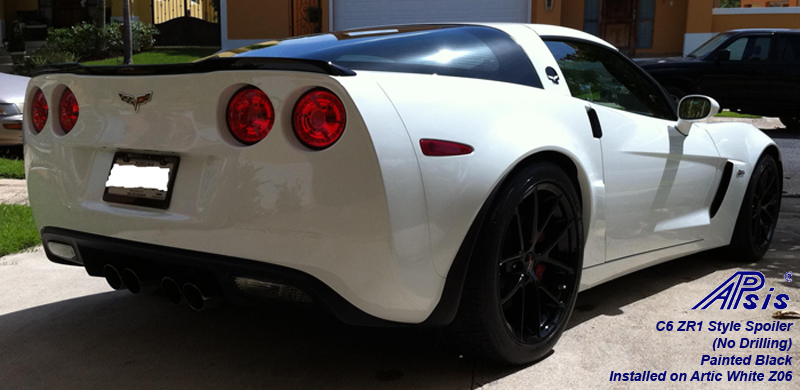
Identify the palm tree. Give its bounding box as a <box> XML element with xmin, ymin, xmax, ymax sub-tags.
<box><xmin>94</xmin><ymin>0</ymin><xmax>106</xmax><ymax>29</ymax></box>
<box><xmin>122</xmin><ymin>0</ymin><xmax>133</xmax><ymax>65</ymax></box>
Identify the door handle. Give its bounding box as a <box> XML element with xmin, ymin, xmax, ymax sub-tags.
<box><xmin>586</xmin><ymin>107</ymin><xmax>603</xmax><ymax>139</ymax></box>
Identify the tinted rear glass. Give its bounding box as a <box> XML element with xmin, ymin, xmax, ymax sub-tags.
<box><xmin>777</xmin><ymin>34</ymin><xmax>800</xmax><ymax>63</ymax></box>
<box><xmin>230</xmin><ymin>26</ymin><xmax>542</xmax><ymax>88</ymax></box>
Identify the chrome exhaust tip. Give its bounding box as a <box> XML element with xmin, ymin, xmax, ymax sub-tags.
<box><xmin>161</xmin><ymin>277</ymin><xmax>183</xmax><ymax>305</ymax></box>
<box><xmin>103</xmin><ymin>264</ymin><xmax>125</xmax><ymax>290</ymax></box>
<box><xmin>121</xmin><ymin>268</ymin><xmax>158</xmax><ymax>295</ymax></box>
<box><xmin>182</xmin><ymin>283</ymin><xmax>222</xmax><ymax>312</ymax></box>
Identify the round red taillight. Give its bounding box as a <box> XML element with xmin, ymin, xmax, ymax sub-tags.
<box><xmin>226</xmin><ymin>86</ymin><xmax>275</xmax><ymax>145</ymax></box>
<box><xmin>31</xmin><ymin>89</ymin><xmax>48</xmax><ymax>133</ymax></box>
<box><xmin>59</xmin><ymin>88</ymin><xmax>79</xmax><ymax>133</ymax></box>
<box><xmin>292</xmin><ymin>89</ymin><xmax>346</xmax><ymax>150</ymax></box>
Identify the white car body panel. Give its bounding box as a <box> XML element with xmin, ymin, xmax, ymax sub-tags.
<box><xmin>0</xmin><ymin>72</ymin><xmax>29</xmax><ymax>146</ymax></box>
<box><xmin>370</xmin><ymin>72</ymin><xmax>605</xmax><ymax>274</ymax></box>
<box><xmin>25</xmin><ymin>71</ymin><xmax>442</xmax><ymax>322</ymax></box>
<box><xmin>23</xmin><ymin>24</ymin><xmax>779</xmax><ymax>324</ymax></box>
<box><xmin>0</xmin><ymin>114</ymin><xmax>24</xmax><ymax>145</ymax></box>
<box><xmin>594</xmin><ymin>103</ymin><xmax>722</xmax><ymax>260</ymax></box>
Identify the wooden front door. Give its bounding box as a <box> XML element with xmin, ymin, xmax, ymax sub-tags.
<box><xmin>292</xmin><ymin>0</ymin><xmax>322</xmax><ymax>36</ymax></box>
<box><xmin>601</xmin><ymin>0</ymin><xmax>638</xmax><ymax>55</ymax></box>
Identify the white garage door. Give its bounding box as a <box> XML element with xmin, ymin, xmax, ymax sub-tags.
<box><xmin>332</xmin><ymin>0</ymin><xmax>530</xmax><ymax>31</ymax></box>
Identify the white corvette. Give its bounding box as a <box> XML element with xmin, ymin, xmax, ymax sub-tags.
<box><xmin>24</xmin><ymin>24</ymin><xmax>782</xmax><ymax>364</ymax></box>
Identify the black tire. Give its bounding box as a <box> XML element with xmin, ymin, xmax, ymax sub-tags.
<box><xmin>726</xmin><ymin>154</ymin><xmax>782</xmax><ymax>263</ymax></box>
<box><xmin>779</xmin><ymin>115</ymin><xmax>800</xmax><ymax>129</ymax></box>
<box><xmin>665</xmin><ymin>86</ymin><xmax>687</xmax><ymax>103</ymax></box>
<box><xmin>449</xmin><ymin>162</ymin><xmax>584</xmax><ymax>365</ymax></box>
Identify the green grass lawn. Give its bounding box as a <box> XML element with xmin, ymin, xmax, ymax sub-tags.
<box><xmin>0</xmin><ymin>157</ymin><xmax>25</xmax><ymax>179</ymax></box>
<box><xmin>82</xmin><ymin>48</ymin><xmax>219</xmax><ymax>66</ymax></box>
<box><xmin>715</xmin><ymin>111</ymin><xmax>762</xmax><ymax>119</ymax></box>
<box><xmin>0</xmin><ymin>205</ymin><xmax>40</xmax><ymax>257</ymax></box>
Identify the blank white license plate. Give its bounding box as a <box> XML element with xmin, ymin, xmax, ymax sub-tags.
<box><xmin>103</xmin><ymin>152</ymin><xmax>180</xmax><ymax>209</ymax></box>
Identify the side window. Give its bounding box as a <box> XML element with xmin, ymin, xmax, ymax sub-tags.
<box><xmin>751</xmin><ymin>37</ymin><xmax>771</xmax><ymax>61</ymax></box>
<box><xmin>726</xmin><ymin>38</ymin><xmax>748</xmax><ymax>61</ymax></box>
<box><xmin>723</xmin><ymin>36</ymin><xmax>771</xmax><ymax>62</ymax></box>
<box><xmin>777</xmin><ymin>35</ymin><xmax>800</xmax><ymax>63</ymax></box>
<box><xmin>237</xmin><ymin>26</ymin><xmax>543</xmax><ymax>88</ymax></box>
<box><xmin>544</xmin><ymin>40</ymin><xmax>675</xmax><ymax>120</ymax></box>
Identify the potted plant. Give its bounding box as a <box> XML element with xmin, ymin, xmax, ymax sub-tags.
<box><xmin>8</xmin><ymin>21</ymin><xmax>27</xmax><ymax>63</ymax></box>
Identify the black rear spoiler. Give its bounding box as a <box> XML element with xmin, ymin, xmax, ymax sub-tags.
<box><xmin>32</xmin><ymin>57</ymin><xmax>357</xmax><ymax>77</ymax></box>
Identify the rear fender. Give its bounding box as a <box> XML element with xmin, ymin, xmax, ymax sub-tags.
<box><xmin>373</xmin><ymin>72</ymin><xmax>606</xmax><ymax>279</ymax></box>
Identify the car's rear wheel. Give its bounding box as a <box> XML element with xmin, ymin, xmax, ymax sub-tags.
<box><xmin>779</xmin><ymin>115</ymin><xmax>800</xmax><ymax>129</ymax></box>
<box><xmin>726</xmin><ymin>154</ymin><xmax>781</xmax><ymax>263</ymax></box>
<box><xmin>450</xmin><ymin>162</ymin><xmax>583</xmax><ymax>365</ymax></box>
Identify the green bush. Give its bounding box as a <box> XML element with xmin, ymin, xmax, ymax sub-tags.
<box><xmin>103</xmin><ymin>23</ymin><xmax>124</xmax><ymax>55</ymax></box>
<box><xmin>13</xmin><ymin>48</ymin><xmax>79</xmax><ymax>76</ymax></box>
<box><xmin>46</xmin><ymin>22</ymin><xmax>108</xmax><ymax>60</ymax></box>
<box><xmin>131</xmin><ymin>22</ymin><xmax>159</xmax><ymax>52</ymax></box>
<box><xmin>46</xmin><ymin>21</ymin><xmax>159</xmax><ymax>61</ymax></box>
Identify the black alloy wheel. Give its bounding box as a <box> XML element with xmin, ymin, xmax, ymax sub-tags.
<box><xmin>728</xmin><ymin>154</ymin><xmax>782</xmax><ymax>262</ymax></box>
<box><xmin>748</xmin><ymin>158</ymin><xmax>781</xmax><ymax>254</ymax></box>
<box><xmin>451</xmin><ymin>163</ymin><xmax>583</xmax><ymax>365</ymax></box>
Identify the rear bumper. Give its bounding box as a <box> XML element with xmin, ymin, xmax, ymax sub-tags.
<box><xmin>42</xmin><ymin>226</ymin><xmax>469</xmax><ymax>327</ymax></box>
<box><xmin>42</xmin><ymin>227</ymin><xmax>401</xmax><ymax>326</ymax></box>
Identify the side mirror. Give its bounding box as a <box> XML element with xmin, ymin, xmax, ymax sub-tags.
<box><xmin>715</xmin><ymin>50</ymin><xmax>731</xmax><ymax>63</ymax></box>
<box><xmin>676</xmin><ymin>95</ymin><xmax>720</xmax><ymax>136</ymax></box>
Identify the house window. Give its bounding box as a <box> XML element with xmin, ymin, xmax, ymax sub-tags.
<box><xmin>637</xmin><ymin>0</ymin><xmax>655</xmax><ymax>49</ymax></box>
<box><xmin>584</xmin><ymin>0</ymin><xmax>600</xmax><ymax>36</ymax></box>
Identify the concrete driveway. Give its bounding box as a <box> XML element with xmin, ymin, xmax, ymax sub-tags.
<box><xmin>0</xmin><ymin>128</ymin><xmax>798</xmax><ymax>390</ymax></box>
<box><xmin>0</xmin><ymin>201</ymin><xmax>796</xmax><ymax>390</ymax></box>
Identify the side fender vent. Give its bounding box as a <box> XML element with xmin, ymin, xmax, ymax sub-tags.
<box><xmin>710</xmin><ymin>162</ymin><xmax>734</xmax><ymax>219</ymax></box>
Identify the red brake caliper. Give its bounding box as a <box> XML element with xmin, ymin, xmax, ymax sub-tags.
<box><xmin>535</xmin><ymin>263</ymin><xmax>546</xmax><ymax>281</ymax></box>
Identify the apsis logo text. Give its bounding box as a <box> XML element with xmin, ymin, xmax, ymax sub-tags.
<box><xmin>693</xmin><ymin>271</ymin><xmax>789</xmax><ymax>310</ymax></box>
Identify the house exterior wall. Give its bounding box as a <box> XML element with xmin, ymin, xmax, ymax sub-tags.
<box><xmin>110</xmin><ymin>0</ymin><xmax>153</xmax><ymax>24</ymax></box>
<box><xmin>3</xmin><ymin>0</ymin><xmax>37</xmax><ymax>48</ymax></box>
<box><xmin>3</xmin><ymin>0</ymin><xmax>37</xmax><ymax>22</ymax></box>
<box><xmin>712</xmin><ymin>7</ymin><xmax>800</xmax><ymax>30</ymax></box>
<box><xmin>741</xmin><ymin>0</ymin><xmax>799</xmax><ymax>6</ymax></box>
<box><xmin>685</xmin><ymin>3</ymin><xmax>800</xmax><ymax>54</ymax></box>
<box><xmin>532</xmin><ymin>0</ymin><xmax>562</xmax><ymax>25</ymax></box>
<box><xmin>636</xmin><ymin>0</ymin><xmax>688</xmax><ymax>57</ymax></box>
<box><xmin>540</xmin><ymin>0</ymin><xmax>688</xmax><ymax>57</ymax></box>
<box><xmin>221</xmin><ymin>0</ymin><xmax>798</xmax><ymax>56</ymax></box>
<box><xmin>222</xmin><ymin>0</ymin><xmax>290</xmax><ymax>49</ymax></box>
<box><xmin>560</xmin><ymin>0</ymin><xmax>584</xmax><ymax>31</ymax></box>
<box><xmin>684</xmin><ymin>0</ymin><xmax>715</xmax><ymax>54</ymax></box>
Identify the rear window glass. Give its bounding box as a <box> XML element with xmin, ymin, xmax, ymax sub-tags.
<box><xmin>231</xmin><ymin>25</ymin><xmax>542</xmax><ymax>88</ymax></box>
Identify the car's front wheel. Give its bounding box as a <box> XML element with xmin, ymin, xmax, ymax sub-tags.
<box><xmin>726</xmin><ymin>154</ymin><xmax>782</xmax><ymax>263</ymax></box>
<box><xmin>450</xmin><ymin>162</ymin><xmax>583</xmax><ymax>365</ymax></box>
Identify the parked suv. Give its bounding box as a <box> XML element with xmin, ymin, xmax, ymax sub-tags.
<box><xmin>638</xmin><ymin>29</ymin><xmax>800</xmax><ymax>128</ymax></box>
